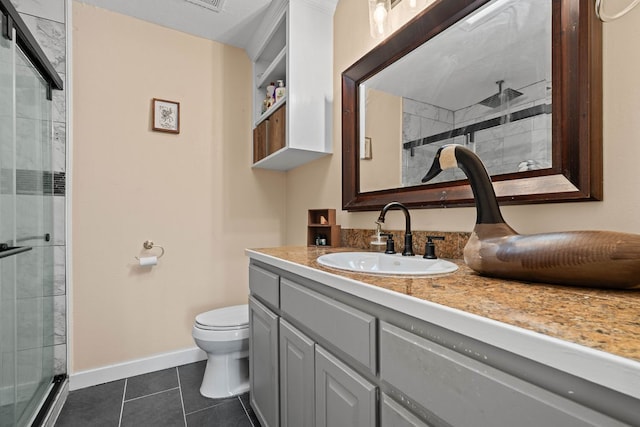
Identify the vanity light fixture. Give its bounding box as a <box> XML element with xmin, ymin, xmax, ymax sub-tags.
<box><xmin>371</xmin><ymin>0</ymin><xmax>421</xmax><ymax>40</ymax></box>
<box><xmin>461</xmin><ymin>0</ymin><xmax>513</xmax><ymax>30</ymax></box>
<box><xmin>369</xmin><ymin>0</ymin><xmax>391</xmax><ymax>38</ymax></box>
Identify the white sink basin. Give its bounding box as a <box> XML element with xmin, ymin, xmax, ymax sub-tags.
<box><xmin>317</xmin><ymin>252</ymin><xmax>458</xmax><ymax>276</ymax></box>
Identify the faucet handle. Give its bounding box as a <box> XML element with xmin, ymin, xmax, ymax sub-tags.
<box><xmin>424</xmin><ymin>236</ymin><xmax>445</xmax><ymax>259</ymax></box>
<box><xmin>380</xmin><ymin>233</ymin><xmax>395</xmax><ymax>254</ymax></box>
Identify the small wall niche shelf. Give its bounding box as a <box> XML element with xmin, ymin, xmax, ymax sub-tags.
<box><xmin>307</xmin><ymin>209</ymin><xmax>341</xmax><ymax>247</ymax></box>
<box><xmin>247</xmin><ymin>0</ymin><xmax>338</xmax><ymax>171</ymax></box>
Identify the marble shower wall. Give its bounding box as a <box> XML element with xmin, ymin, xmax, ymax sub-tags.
<box><xmin>402</xmin><ymin>98</ymin><xmax>458</xmax><ymax>186</ymax></box>
<box><xmin>11</xmin><ymin>0</ymin><xmax>67</xmax><ymax>376</ymax></box>
<box><xmin>402</xmin><ymin>80</ymin><xmax>552</xmax><ymax>187</ymax></box>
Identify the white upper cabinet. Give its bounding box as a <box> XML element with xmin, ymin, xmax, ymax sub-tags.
<box><xmin>247</xmin><ymin>0</ymin><xmax>338</xmax><ymax>171</ymax></box>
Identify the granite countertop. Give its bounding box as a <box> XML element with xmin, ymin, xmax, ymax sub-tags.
<box><xmin>248</xmin><ymin>246</ymin><xmax>640</xmax><ymax>364</ymax></box>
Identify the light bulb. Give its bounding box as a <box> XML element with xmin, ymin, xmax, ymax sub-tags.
<box><xmin>373</xmin><ymin>3</ymin><xmax>387</xmax><ymax>35</ymax></box>
<box><xmin>369</xmin><ymin>0</ymin><xmax>390</xmax><ymax>39</ymax></box>
<box><xmin>408</xmin><ymin>0</ymin><xmax>417</xmax><ymax>8</ymax></box>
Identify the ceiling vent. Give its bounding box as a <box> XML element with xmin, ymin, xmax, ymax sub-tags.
<box><xmin>184</xmin><ymin>0</ymin><xmax>226</xmax><ymax>13</ymax></box>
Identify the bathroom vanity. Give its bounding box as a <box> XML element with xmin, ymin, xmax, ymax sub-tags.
<box><xmin>246</xmin><ymin>247</ymin><xmax>640</xmax><ymax>427</ymax></box>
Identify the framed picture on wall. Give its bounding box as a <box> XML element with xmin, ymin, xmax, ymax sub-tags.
<box><xmin>152</xmin><ymin>98</ymin><xmax>180</xmax><ymax>134</ymax></box>
<box><xmin>363</xmin><ymin>137</ymin><xmax>372</xmax><ymax>160</ymax></box>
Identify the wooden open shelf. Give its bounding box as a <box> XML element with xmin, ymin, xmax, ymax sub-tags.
<box><xmin>307</xmin><ymin>209</ymin><xmax>341</xmax><ymax>247</ymax></box>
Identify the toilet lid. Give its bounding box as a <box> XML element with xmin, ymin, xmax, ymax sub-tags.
<box><xmin>195</xmin><ymin>304</ymin><xmax>249</xmax><ymax>330</ymax></box>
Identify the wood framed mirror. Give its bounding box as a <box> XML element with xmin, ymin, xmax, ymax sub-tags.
<box><xmin>342</xmin><ymin>0</ymin><xmax>602</xmax><ymax>211</ymax></box>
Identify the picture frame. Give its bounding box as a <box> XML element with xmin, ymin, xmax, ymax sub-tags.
<box><xmin>152</xmin><ymin>98</ymin><xmax>180</xmax><ymax>134</ymax></box>
<box><xmin>363</xmin><ymin>137</ymin><xmax>372</xmax><ymax>160</ymax></box>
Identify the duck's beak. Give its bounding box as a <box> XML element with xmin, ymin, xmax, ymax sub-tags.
<box><xmin>421</xmin><ymin>145</ymin><xmax>458</xmax><ymax>183</ymax></box>
<box><xmin>421</xmin><ymin>157</ymin><xmax>442</xmax><ymax>183</ymax></box>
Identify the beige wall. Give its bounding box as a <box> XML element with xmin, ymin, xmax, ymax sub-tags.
<box><xmin>360</xmin><ymin>88</ymin><xmax>402</xmax><ymax>193</ymax></box>
<box><xmin>71</xmin><ymin>3</ymin><xmax>286</xmax><ymax>372</ymax></box>
<box><xmin>286</xmin><ymin>0</ymin><xmax>640</xmax><ymax>243</ymax></box>
<box><xmin>71</xmin><ymin>0</ymin><xmax>640</xmax><ymax>373</ymax></box>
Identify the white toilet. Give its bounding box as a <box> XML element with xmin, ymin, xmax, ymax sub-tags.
<box><xmin>192</xmin><ymin>304</ymin><xmax>250</xmax><ymax>398</ymax></box>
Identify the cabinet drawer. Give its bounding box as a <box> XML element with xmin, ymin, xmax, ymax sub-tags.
<box><xmin>280</xmin><ymin>278</ymin><xmax>376</xmax><ymax>373</ymax></box>
<box><xmin>249</xmin><ymin>263</ymin><xmax>279</xmax><ymax>309</ymax></box>
<box><xmin>380</xmin><ymin>322</ymin><xmax>625</xmax><ymax>427</ymax></box>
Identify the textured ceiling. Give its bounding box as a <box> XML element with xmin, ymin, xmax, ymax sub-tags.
<box><xmin>76</xmin><ymin>0</ymin><xmax>273</xmax><ymax>49</ymax></box>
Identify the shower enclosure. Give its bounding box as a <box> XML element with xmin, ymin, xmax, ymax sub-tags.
<box><xmin>1</xmin><ymin>1</ymin><xmax>63</xmax><ymax>425</ymax></box>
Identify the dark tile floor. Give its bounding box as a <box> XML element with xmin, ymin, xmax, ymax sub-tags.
<box><xmin>54</xmin><ymin>361</ymin><xmax>260</xmax><ymax>427</ymax></box>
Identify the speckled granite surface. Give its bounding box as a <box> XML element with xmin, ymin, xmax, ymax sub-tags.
<box><xmin>249</xmin><ymin>246</ymin><xmax>640</xmax><ymax>362</ymax></box>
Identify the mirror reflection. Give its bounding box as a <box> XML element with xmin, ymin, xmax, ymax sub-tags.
<box><xmin>359</xmin><ymin>0</ymin><xmax>551</xmax><ymax>193</ymax></box>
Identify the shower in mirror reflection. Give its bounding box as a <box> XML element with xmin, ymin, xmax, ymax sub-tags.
<box><xmin>360</xmin><ymin>0</ymin><xmax>553</xmax><ymax>192</ymax></box>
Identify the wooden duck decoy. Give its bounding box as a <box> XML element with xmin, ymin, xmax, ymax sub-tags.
<box><xmin>422</xmin><ymin>144</ymin><xmax>640</xmax><ymax>289</ymax></box>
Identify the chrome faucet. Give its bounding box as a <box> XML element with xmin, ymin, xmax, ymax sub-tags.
<box><xmin>377</xmin><ymin>202</ymin><xmax>414</xmax><ymax>256</ymax></box>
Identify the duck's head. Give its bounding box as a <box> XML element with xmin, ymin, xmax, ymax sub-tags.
<box><xmin>421</xmin><ymin>144</ymin><xmax>458</xmax><ymax>183</ymax></box>
<box><xmin>420</xmin><ymin>144</ymin><xmax>507</xmax><ymax>226</ymax></box>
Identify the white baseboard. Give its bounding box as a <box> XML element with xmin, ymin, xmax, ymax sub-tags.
<box><xmin>69</xmin><ymin>347</ymin><xmax>207</xmax><ymax>391</ymax></box>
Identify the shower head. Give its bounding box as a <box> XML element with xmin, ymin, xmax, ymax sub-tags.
<box><xmin>478</xmin><ymin>80</ymin><xmax>522</xmax><ymax>108</ymax></box>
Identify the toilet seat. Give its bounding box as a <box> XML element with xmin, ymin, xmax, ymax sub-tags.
<box><xmin>195</xmin><ymin>304</ymin><xmax>248</xmax><ymax>331</ymax></box>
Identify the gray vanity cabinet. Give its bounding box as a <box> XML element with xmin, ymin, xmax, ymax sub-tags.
<box><xmin>248</xmin><ymin>257</ymin><xmax>637</xmax><ymax>427</ymax></box>
<box><xmin>249</xmin><ymin>296</ymin><xmax>279</xmax><ymax>427</ymax></box>
<box><xmin>279</xmin><ymin>319</ymin><xmax>315</xmax><ymax>427</ymax></box>
<box><xmin>249</xmin><ymin>261</ymin><xmax>378</xmax><ymax>427</ymax></box>
<box><xmin>315</xmin><ymin>346</ymin><xmax>376</xmax><ymax>427</ymax></box>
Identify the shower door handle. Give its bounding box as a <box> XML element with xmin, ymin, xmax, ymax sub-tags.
<box><xmin>14</xmin><ymin>233</ymin><xmax>50</xmax><ymax>243</ymax></box>
<box><xmin>0</xmin><ymin>245</ymin><xmax>33</xmax><ymax>259</ymax></box>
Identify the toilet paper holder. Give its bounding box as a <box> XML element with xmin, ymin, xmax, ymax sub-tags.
<box><xmin>134</xmin><ymin>240</ymin><xmax>165</xmax><ymax>260</ymax></box>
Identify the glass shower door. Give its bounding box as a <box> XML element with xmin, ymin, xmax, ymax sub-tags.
<box><xmin>15</xmin><ymin>36</ymin><xmax>55</xmax><ymax>427</ymax></box>
<box><xmin>0</xmin><ymin>24</ymin><xmax>55</xmax><ymax>427</ymax></box>
<box><xmin>0</xmin><ymin>29</ymin><xmax>18</xmax><ymax>427</ymax></box>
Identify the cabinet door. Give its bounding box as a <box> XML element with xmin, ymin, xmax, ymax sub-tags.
<box><xmin>381</xmin><ymin>393</ymin><xmax>433</xmax><ymax>427</ymax></box>
<box><xmin>249</xmin><ymin>296</ymin><xmax>279</xmax><ymax>427</ymax></box>
<box><xmin>253</xmin><ymin>121</ymin><xmax>268</xmax><ymax>163</ymax></box>
<box><xmin>280</xmin><ymin>320</ymin><xmax>315</xmax><ymax>427</ymax></box>
<box><xmin>267</xmin><ymin>104</ymin><xmax>286</xmax><ymax>155</ymax></box>
<box><xmin>315</xmin><ymin>346</ymin><xmax>376</xmax><ymax>427</ymax></box>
